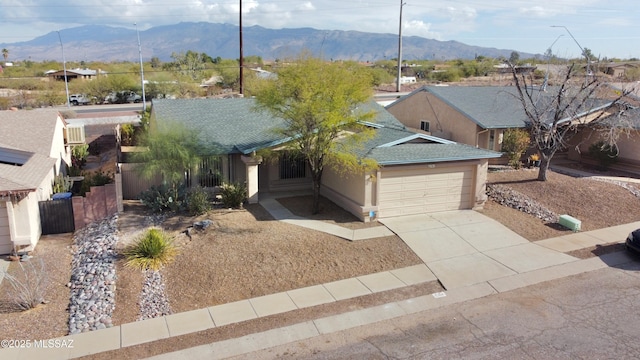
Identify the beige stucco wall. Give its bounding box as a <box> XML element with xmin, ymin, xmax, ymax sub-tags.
<box><xmin>567</xmin><ymin>129</ymin><xmax>640</xmax><ymax>166</ymax></box>
<box><xmin>387</xmin><ymin>91</ymin><xmax>482</xmax><ymax>146</ymax></box>
<box><xmin>321</xmin><ymin>166</ymin><xmax>376</xmax><ymax>221</ymax></box>
<box><xmin>6</xmin><ymin>193</ymin><xmax>41</xmax><ymax>251</ymax></box>
<box><xmin>51</xmin><ymin>114</ymin><xmax>72</xmax><ymax>175</ymax></box>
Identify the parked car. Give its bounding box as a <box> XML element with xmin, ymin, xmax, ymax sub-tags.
<box><xmin>104</xmin><ymin>91</ymin><xmax>142</xmax><ymax>104</ymax></box>
<box><xmin>69</xmin><ymin>94</ymin><xmax>91</xmax><ymax>106</ymax></box>
<box><xmin>626</xmin><ymin>229</ymin><xmax>640</xmax><ymax>254</ymax></box>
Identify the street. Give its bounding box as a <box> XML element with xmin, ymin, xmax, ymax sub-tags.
<box><xmin>236</xmin><ymin>260</ymin><xmax>640</xmax><ymax>359</ymax></box>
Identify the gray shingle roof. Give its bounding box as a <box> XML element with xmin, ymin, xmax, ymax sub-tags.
<box><xmin>151</xmin><ymin>98</ymin><xmax>501</xmax><ymax>164</ymax></box>
<box><xmin>0</xmin><ymin>109</ymin><xmax>62</xmax><ymax>193</ymax></box>
<box><xmin>0</xmin><ymin>108</ymin><xmax>61</xmax><ymax>156</ymax></box>
<box><xmin>394</xmin><ymin>86</ymin><xmax>531</xmax><ymax>129</ymax></box>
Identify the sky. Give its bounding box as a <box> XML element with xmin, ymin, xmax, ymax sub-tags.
<box><xmin>1</xmin><ymin>0</ymin><xmax>640</xmax><ymax>59</ymax></box>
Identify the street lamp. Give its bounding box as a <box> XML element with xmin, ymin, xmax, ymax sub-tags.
<box><xmin>56</xmin><ymin>31</ymin><xmax>70</xmax><ymax>108</ymax></box>
<box><xmin>551</xmin><ymin>25</ymin><xmax>591</xmax><ymax>82</ymax></box>
<box><xmin>134</xmin><ymin>23</ymin><xmax>146</xmax><ymax>111</ymax></box>
<box><xmin>542</xmin><ymin>34</ymin><xmax>563</xmax><ymax>90</ymax></box>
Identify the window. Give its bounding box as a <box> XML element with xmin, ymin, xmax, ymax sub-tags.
<box><xmin>198</xmin><ymin>156</ymin><xmax>223</xmax><ymax>187</ymax></box>
<box><xmin>420</xmin><ymin>120</ymin><xmax>430</xmax><ymax>132</ymax></box>
<box><xmin>279</xmin><ymin>153</ymin><xmax>306</xmax><ymax>179</ymax></box>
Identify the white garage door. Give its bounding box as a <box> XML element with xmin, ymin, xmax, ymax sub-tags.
<box><xmin>378</xmin><ymin>165</ymin><xmax>474</xmax><ymax>218</ymax></box>
<box><xmin>0</xmin><ymin>201</ymin><xmax>12</xmax><ymax>255</ymax></box>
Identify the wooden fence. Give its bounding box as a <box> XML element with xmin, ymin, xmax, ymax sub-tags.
<box><xmin>39</xmin><ymin>199</ymin><xmax>75</xmax><ymax>235</ymax></box>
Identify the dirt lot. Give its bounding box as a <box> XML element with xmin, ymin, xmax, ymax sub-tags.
<box><xmin>1</xmin><ymin>167</ymin><xmax>638</xmax><ymax>357</ymax></box>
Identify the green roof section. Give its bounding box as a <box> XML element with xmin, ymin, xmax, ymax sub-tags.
<box><xmin>152</xmin><ymin>98</ymin><xmax>288</xmax><ymax>154</ymax></box>
<box><xmin>151</xmin><ymin>97</ymin><xmax>502</xmax><ymax>164</ymax></box>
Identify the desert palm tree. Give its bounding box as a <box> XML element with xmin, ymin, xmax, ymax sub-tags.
<box><xmin>1</xmin><ymin>48</ymin><xmax>8</xmax><ymax>62</ymax></box>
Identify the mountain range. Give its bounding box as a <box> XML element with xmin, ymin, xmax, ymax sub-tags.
<box><xmin>1</xmin><ymin>22</ymin><xmax>538</xmax><ymax>63</ymax></box>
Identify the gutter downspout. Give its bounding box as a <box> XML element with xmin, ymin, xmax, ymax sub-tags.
<box><xmin>476</xmin><ymin>128</ymin><xmax>489</xmax><ymax>148</ymax></box>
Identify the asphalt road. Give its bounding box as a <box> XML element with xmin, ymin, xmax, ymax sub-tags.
<box><xmin>238</xmin><ymin>259</ymin><xmax>640</xmax><ymax>360</ymax></box>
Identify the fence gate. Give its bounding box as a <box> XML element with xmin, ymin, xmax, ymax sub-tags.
<box><xmin>39</xmin><ymin>199</ymin><xmax>75</xmax><ymax>235</ymax></box>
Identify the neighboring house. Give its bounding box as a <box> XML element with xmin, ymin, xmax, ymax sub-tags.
<box><xmin>604</xmin><ymin>63</ymin><xmax>639</xmax><ymax>78</ymax></box>
<box><xmin>46</xmin><ymin>68</ymin><xmax>107</xmax><ymax>82</ymax></box>
<box><xmin>385</xmin><ymin>86</ymin><xmax>530</xmax><ymax>154</ymax></box>
<box><xmin>149</xmin><ymin>98</ymin><xmax>500</xmax><ymax>221</ymax></box>
<box><xmin>0</xmin><ymin>109</ymin><xmax>72</xmax><ymax>255</ymax></box>
<box><xmin>566</xmin><ymin>83</ymin><xmax>640</xmax><ymax>171</ymax></box>
<box><xmin>388</xmin><ymin>84</ymin><xmax>640</xmax><ymax>171</ymax></box>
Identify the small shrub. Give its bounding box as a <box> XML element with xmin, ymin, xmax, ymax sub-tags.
<box><xmin>78</xmin><ymin>170</ymin><xmax>114</xmax><ymax>196</ymax></box>
<box><xmin>219</xmin><ymin>182</ymin><xmax>247</xmax><ymax>209</ymax></box>
<box><xmin>139</xmin><ymin>184</ymin><xmax>185</xmax><ymax>213</ymax></box>
<box><xmin>1</xmin><ymin>259</ymin><xmax>48</xmax><ymax>311</ymax></box>
<box><xmin>71</xmin><ymin>144</ymin><xmax>89</xmax><ymax>169</ymax></box>
<box><xmin>122</xmin><ymin>228</ymin><xmax>178</xmax><ymax>271</ymax></box>
<box><xmin>588</xmin><ymin>141</ymin><xmax>618</xmax><ymax>170</ymax></box>
<box><xmin>185</xmin><ymin>186</ymin><xmax>211</xmax><ymax>215</ymax></box>
<box><xmin>501</xmin><ymin>128</ymin><xmax>530</xmax><ymax>169</ymax></box>
<box><xmin>52</xmin><ymin>174</ymin><xmax>73</xmax><ymax>194</ymax></box>
<box><xmin>120</xmin><ymin>123</ymin><xmax>135</xmax><ymax>146</ymax></box>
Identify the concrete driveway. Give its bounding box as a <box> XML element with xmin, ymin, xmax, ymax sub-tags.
<box><xmin>380</xmin><ymin>211</ymin><xmax>577</xmax><ymax>290</ymax></box>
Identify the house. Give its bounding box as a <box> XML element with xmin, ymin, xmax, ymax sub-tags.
<box><xmin>149</xmin><ymin>98</ymin><xmax>501</xmax><ymax>221</ymax></box>
<box><xmin>604</xmin><ymin>63</ymin><xmax>639</xmax><ymax>78</ymax></box>
<box><xmin>388</xmin><ymin>84</ymin><xmax>640</xmax><ymax>172</ymax></box>
<box><xmin>385</xmin><ymin>86</ymin><xmax>530</xmax><ymax>155</ymax></box>
<box><xmin>565</xmin><ymin>83</ymin><xmax>640</xmax><ymax>172</ymax></box>
<box><xmin>46</xmin><ymin>68</ymin><xmax>107</xmax><ymax>82</ymax></box>
<box><xmin>0</xmin><ymin>109</ymin><xmax>72</xmax><ymax>255</ymax></box>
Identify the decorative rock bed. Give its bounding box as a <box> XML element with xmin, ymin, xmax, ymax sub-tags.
<box><xmin>138</xmin><ymin>270</ymin><xmax>172</xmax><ymax>320</ymax></box>
<box><xmin>486</xmin><ymin>183</ymin><xmax>559</xmax><ymax>222</ymax></box>
<box><xmin>67</xmin><ymin>215</ymin><xmax>118</xmax><ymax>334</ymax></box>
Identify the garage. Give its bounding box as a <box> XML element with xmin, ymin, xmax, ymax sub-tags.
<box><xmin>378</xmin><ymin>164</ymin><xmax>474</xmax><ymax>218</ymax></box>
<box><xmin>0</xmin><ymin>201</ymin><xmax>12</xmax><ymax>255</ymax></box>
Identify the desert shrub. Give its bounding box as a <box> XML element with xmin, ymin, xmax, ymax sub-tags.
<box><xmin>71</xmin><ymin>144</ymin><xmax>89</xmax><ymax>169</ymax></box>
<box><xmin>122</xmin><ymin>228</ymin><xmax>178</xmax><ymax>271</ymax></box>
<box><xmin>52</xmin><ymin>174</ymin><xmax>73</xmax><ymax>193</ymax></box>
<box><xmin>185</xmin><ymin>186</ymin><xmax>211</xmax><ymax>215</ymax></box>
<box><xmin>219</xmin><ymin>182</ymin><xmax>247</xmax><ymax>209</ymax></box>
<box><xmin>588</xmin><ymin>141</ymin><xmax>618</xmax><ymax>170</ymax></box>
<box><xmin>501</xmin><ymin>128</ymin><xmax>530</xmax><ymax>169</ymax></box>
<box><xmin>0</xmin><ymin>259</ymin><xmax>48</xmax><ymax>311</ymax></box>
<box><xmin>78</xmin><ymin>170</ymin><xmax>114</xmax><ymax>196</ymax></box>
<box><xmin>120</xmin><ymin>123</ymin><xmax>135</xmax><ymax>145</ymax></box>
<box><xmin>140</xmin><ymin>183</ymin><xmax>185</xmax><ymax>213</ymax></box>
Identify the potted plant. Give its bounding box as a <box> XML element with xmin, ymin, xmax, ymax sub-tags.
<box><xmin>529</xmin><ymin>153</ymin><xmax>541</xmax><ymax>167</ymax></box>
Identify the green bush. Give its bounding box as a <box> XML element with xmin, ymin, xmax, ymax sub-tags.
<box><xmin>185</xmin><ymin>186</ymin><xmax>211</xmax><ymax>216</ymax></box>
<box><xmin>52</xmin><ymin>175</ymin><xmax>73</xmax><ymax>194</ymax></box>
<box><xmin>71</xmin><ymin>144</ymin><xmax>89</xmax><ymax>169</ymax></box>
<box><xmin>588</xmin><ymin>141</ymin><xmax>618</xmax><ymax>170</ymax></box>
<box><xmin>78</xmin><ymin>170</ymin><xmax>114</xmax><ymax>196</ymax></box>
<box><xmin>140</xmin><ymin>184</ymin><xmax>185</xmax><ymax>213</ymax></box>
<box><xmin>501</xmin><ymin>128</ymin><xmax>531</xmax><ymax>169</ymax></box>
<box><xmin>219</xmin><ymin>182</ymin><xmax>247</xmax><ymax>209</ymax></box>
<box><xmin>122</xmin><ymin>228</ymin><xmax>178</xmax><ymax>271</ymax></box>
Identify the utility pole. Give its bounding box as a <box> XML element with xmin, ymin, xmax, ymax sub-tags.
<box><xmin>239</xmin><ymin>0</ymin><xmax>244</xmax><ymax>96</ymax></box>
<box><xmin>57</xmin><ymin>31</ymin><xmax>70</xmax><ymax>108</ymax></box>
<box><xmin>396</xmin><ymin>0</ymin><xmax>406</xmax><ymax>92</ymax></box>
<box><xmin>135</xmin><ymin>23</ymin><xmax>146</xmax><ymax>111</ymax></box>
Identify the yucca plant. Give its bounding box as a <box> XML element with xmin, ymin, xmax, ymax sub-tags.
<box><xmin>122</xmin><ymin>228</ymin><xmax>178</xmax><ymax>271</ymax></box>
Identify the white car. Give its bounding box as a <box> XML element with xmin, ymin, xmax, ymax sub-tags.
<box><xmin>69</xmin><ymin>94</ymin><xmax>91</xmax><ymax>105</ymax></box>
<box><xmin>104</xmin><ymin>91</ymin><xmax>142</xmax><ymax>104</ymax></box>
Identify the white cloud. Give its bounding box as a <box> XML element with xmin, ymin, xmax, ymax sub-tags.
<box><xmin>404</xmin><ymin>20</ymin><xmax>441</xmax><ymax>40</ymax></box>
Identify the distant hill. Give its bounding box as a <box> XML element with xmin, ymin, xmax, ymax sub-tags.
<box><xmin>0</xmin><ymin>22</ymin><xmax>539</xmax><ymax>62</ymax></box>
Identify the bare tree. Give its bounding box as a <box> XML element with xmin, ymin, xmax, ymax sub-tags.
<box><xmin>509</xmin><ymin>63</ymin><xmax>633</xmax><ymax>181</ymax></box>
